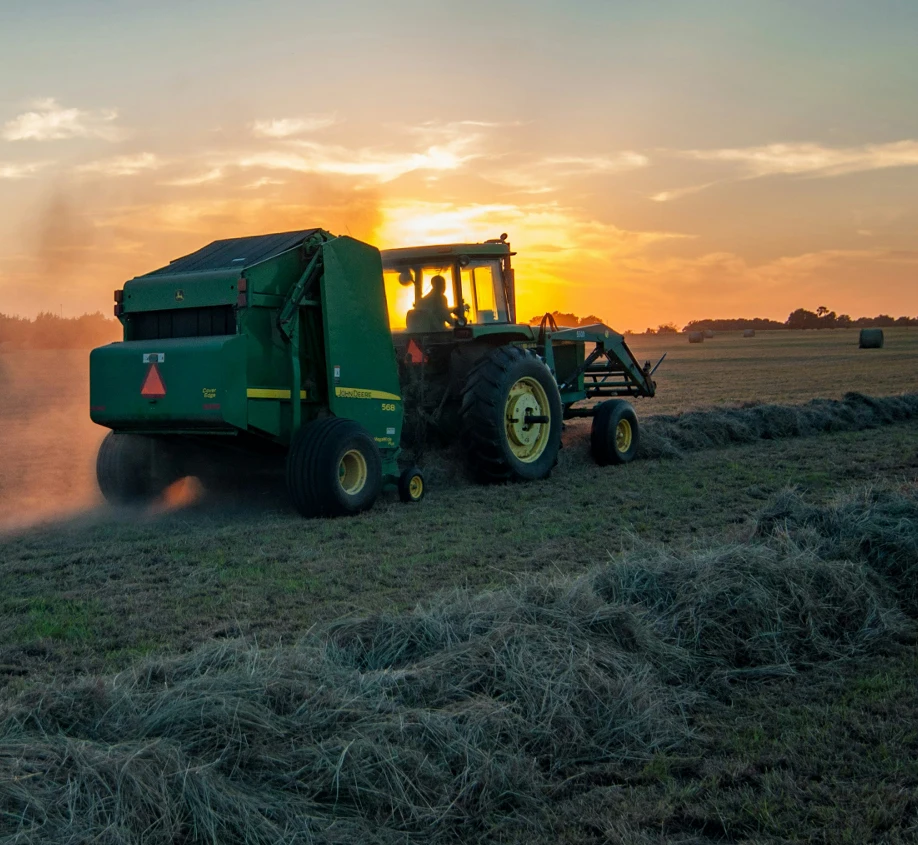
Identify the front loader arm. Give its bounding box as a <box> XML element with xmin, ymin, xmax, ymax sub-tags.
<box><xmin>547</xmin><ymin>322</ymin><xmax>658</xmax><ymax>399</ymax></box>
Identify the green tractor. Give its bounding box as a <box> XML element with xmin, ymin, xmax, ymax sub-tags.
<box><xmin>90</xmin><ymin>229</ymin><xmax>659</xmax><ymax>517</ymax></box>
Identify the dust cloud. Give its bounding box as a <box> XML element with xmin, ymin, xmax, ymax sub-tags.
<box><xmin>35</xmin><ymin>191</ymin><xmax>97</xmax><ymax>281</ymax></box>
<box><xmin>0</xmin><ymin>349</ymin><xmax>106</xmax><ymax>532</ymax></box>
<box><xmin>0</xmin><ymin>181</ymin><xmax>382</xmax><ymax>533</ymax></box>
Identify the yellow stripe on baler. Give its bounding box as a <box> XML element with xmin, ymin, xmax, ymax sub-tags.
<box><xmin>246</xmin><ymin>387</ymin><xmax>401</xmax><ymax>401</ymax></box>
<box><xmin>247</xmin><ymin>388</ymin><xmax>307</xmax><ymax>399</ymax></box>
<box><xmin>334</xmin><ymin>387</ymin><xmax>401</xmax><ymax>401</ymax></box>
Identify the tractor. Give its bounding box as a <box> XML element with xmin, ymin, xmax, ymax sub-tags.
<box><xmin>90</xmin><ymin>229</ymin><xmax>660</xmax><ymax>517</ymax></box>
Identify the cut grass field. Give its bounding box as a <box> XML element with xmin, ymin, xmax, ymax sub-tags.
<box><xmin>1</xmin><ymin>327</ymin><xmax>917</xmax><ymax>842</ymax></box>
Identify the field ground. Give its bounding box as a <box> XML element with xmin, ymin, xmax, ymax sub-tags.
<box><xmin>1</xmin><ymin>328</ymin><xmax>917</xmax><ymax>842</ymax></box>
<box><xmin>2</xmin><ymin>419</ymin><xmax>917</xmax><ymax>687</ymax></box>
<box><xmin>624</xmin><ymin>326</ymin><xmax>918</xmax><ymax>411</ymax></box>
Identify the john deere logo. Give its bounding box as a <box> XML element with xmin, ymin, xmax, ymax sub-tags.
<box><xmin>175</xmin><ymin>289</ymin><xmax>184</xmax><ymax>302</ymax></box>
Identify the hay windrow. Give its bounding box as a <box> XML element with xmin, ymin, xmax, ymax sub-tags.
<box><xmin>2</xmin><ymin>484</ymin><xmax>916</xmax><ymax>843</ymax></box>
<box><xmin>434</xmin><ymin>392</ymin><xmax>918</xmax><ymax>478</ymax></box>
<box><xmin>637</xmin><ymin>391</ymin><xmax>918</xmax><ymax>459</ymax></box>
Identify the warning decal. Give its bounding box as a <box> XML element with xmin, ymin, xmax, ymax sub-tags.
<box><xmin>406</xmin><ymin>339</ymin><xmax>427</xmax><ymax>364</ymax></box>
<box><xmin>141</xmin><ymin>363</ymin><xmax>167</xmax><ymax>398</ymax></box>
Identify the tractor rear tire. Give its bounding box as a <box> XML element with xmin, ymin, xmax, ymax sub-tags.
<box><xmin>96</xmin><ymin>432</ymin><xmax>180</xmax><ymax>505</ymax></box>
<box><xmin>591</xmin><ymin>400</ymin><xmax>640</xmax><ymax>465</ymax></box>
<box><xmin>286</xmin><ymin>417</ymin><xmax>382</xmax><ymax>518</ymax></box>
<box><xmin>459</xmin><ymin>346</ymin><xmax>562</xmax><ymax>483</ymax></box>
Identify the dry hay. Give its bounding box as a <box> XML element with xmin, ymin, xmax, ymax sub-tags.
<box><xmin>2</xmin><ymin>484</ymin><xmax>916</xmax><ymax>844</ymax></box>
<box><xmin>687</xmin><ymin>331</ymin><xmax>704</xmax><ymax>343</ymax></box>
<box><xmin>638</xmin><ymin>391</ymin><xmax>918</xmax><ymax>459</ymax></box>
<box><xmin>742</xmin><ymin>328</ymin><xmax>755</xmax><ymax>338</ymax></box>
<box><xmin>421</xmin><ymin>392</ymin><xmax>918</xmax><ymax>481</ymax></box>
<box><xmin>756</xmin><ymin>485</ymin><xmax>918</xmax><ymax>616</ymax></box>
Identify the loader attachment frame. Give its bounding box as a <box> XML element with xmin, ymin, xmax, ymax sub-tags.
<box><xmin>540</xmin><ymin>322</ymin><xmax>658</xmax><ymax>416</ymax></box>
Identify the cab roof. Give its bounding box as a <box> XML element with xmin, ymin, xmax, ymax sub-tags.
<box><xmin>381</xmin><ymin>240</ymin><xmax>511</xmax><ymax>264</ymax></box>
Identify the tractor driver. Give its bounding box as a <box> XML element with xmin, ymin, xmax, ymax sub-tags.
<box><xmin>414</xmin><ymin>274</ymin><xmax>456</xmax><ymax>330</ymax></box>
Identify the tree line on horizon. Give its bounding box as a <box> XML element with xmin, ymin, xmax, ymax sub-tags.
<box><xmin>1</xmin><ymin>305</ymin><xmax>915</xmax><ymax>352</ymax></box>
<box><xmin>527</xmin><ymin>311</ymin><xmax>606</xmax><ymax>328</ymax></box>
<box><xmin>683</xmin><ymin>306</ymin><xmax>918</xmax><ymax>333</ymax></box>
<box><xmin>0</xmin><ymin>312</ymin><xmax>120</xmax><ymax>350</ymax></box>
<box><xmin>531</xmin><ymin>307</ymin><xmax>918</xmax><ymax>336</ymax></box>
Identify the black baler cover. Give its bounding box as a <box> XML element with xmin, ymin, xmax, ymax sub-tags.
<box><xmin>145</xmin><ymin>229</ymin><xmax>322</xmax><ymax>276</ymax></box>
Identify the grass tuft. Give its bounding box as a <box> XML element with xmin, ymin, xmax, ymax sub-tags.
<box><xmin>756</xmin><ymin>484</ymin><xmax>918</xmax><ymax>615</ymax></box>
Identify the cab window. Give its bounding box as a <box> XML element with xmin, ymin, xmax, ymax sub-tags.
<box><xmin>460</xmin><ymin>260</ymin><xmax>509</xmax><ymax>324</ymax></box>
<box><xmin>383</xmin><ymin>264</ymin><xmax>457</xmax><ymax>331</ymax></box>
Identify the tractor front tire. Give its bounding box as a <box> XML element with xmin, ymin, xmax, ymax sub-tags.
<box><xmin>460</xmin><ymin>346</ymin><xmax>562</xmax><ymax>483</ymax></box>
<box><xmin>286</xmin><ymin>417</ymin><xmax>382</xmax><ymax>518</ymax></box>
<box><xmin>590</xmin><ymin>400</ymin><xmax>640</xmax><ymax>465</ymax></box>
<box><xmin>96</xmin><ymin>432</ymin><xmax>180</xmax><ymax>505</ymax></box>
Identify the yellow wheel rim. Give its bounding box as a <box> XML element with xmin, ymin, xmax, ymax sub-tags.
<box><xmin>408</xmin><ymin>475</ymin><xmax>424</xmax><ymax>500</ymax></box>
<box><xmin>615</xmin><ymin>419</ymin><xmax>633</xmax><ymax>453</ymax></box>
<box><xmin>504</xmin><ymin>376</ymin><xmax>551</xmax><ymax>462</ymax></box>
<box><xmin>338</xmin><ymin>449</ymin><xmax>368</xmax><ymax>495</ymax></box>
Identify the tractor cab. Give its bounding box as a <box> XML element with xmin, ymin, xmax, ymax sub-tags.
<box><xmin>381</xmin><ymin>235</ymin><xmax>517</xmax><ymax>334</ymax></box>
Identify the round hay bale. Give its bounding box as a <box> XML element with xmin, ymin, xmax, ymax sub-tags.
<box><xmin>703</xmin><ymin>329</ymin><xmax>715</xmax><ymax>339</ymax></box>
<box><xmin>688</xmin><ymin>331</ymin><xmax>704</xmax><ymax>344</ymax></box>
<box><xmin>743</xmin><ymin>329</ymin><xmax>755</xmax><ymax>338</ymax></box>
<box><xmin>859</xmin><ymin>328</ymin><xmax>884</xmax><ymax>349</ymax></box>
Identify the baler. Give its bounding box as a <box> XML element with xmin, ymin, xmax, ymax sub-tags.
<box><xmin>90</xmin><ymin>229</ymin><xmax>659</xmax><ymax>517</ymax></box>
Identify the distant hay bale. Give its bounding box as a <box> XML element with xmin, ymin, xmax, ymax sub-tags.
<box><xmin>688</xmin><ymin>331</ymin><xmax>704</xmax><ymax>344</ymax></box>
<box><xmin>743</xmin><ymin>329</ymin><xmax>756</xmax><ymax>338</ymax></box>
<box><xmin>703</xmin><ymin>329</ymin><xmax>715</xmax><ymax>339</ymax></box>
<box><xmin>859</xmin><ymin>328</ymin><xmax>884</xmax><ymax>349</ymax></box>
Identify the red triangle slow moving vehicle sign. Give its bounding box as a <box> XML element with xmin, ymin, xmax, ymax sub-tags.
<box><xmin>406</xmin><ymin>338</ymin><xmax>428</xmax><ymax>364</ymax></box>
<box><xmin>140</xmin><ymin>363</ymin><xmax>167</xmax><ymax>398</ymax></box>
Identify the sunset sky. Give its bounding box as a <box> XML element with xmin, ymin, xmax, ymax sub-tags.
<box><xmin>1</xmin><ymin>0</ymin><xmax>916</xmax><ymax>329</ymax></box>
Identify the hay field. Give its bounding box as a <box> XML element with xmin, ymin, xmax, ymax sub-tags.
<box><xmin>1</xmin><ymin>328</ymin><xmax>917</xmax><ymax>843</ymax></box>
<box><xmin>625</xmin><ymin>327</ymin><xmax>918</xmax><ymax>413</ymax></box>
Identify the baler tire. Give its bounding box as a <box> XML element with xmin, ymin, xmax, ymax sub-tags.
<box><xmin>459</xmin><ymin>346</ymin><xmax>562</xmax><ymax>483</ymax></box>
<box><xmin>398</xmin><ymin>467</ymin><xmax>426</xmax><ymax>503</ymax></box>
<box><xmin>591</xmin><ymin>400</ymin><xmax>640</xmax><ymax>466</ymax></box>
<box><xmin>286</xmin><ymin>417</ymin><xmax>382</xmax><ymax>518</ymax></box>
<box><xmin>96</xmin><ymin>432</ymin><xmax>178</xmax><ymax>505</ymax></box>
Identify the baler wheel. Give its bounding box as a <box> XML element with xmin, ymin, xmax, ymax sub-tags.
<box><xmin>286</xmin><ymin>417</ymin><xmax>382</xmax><ymax>518</ymax></box>
<box><xmin>398</xmin><ymin>467</ymin><xmax>426</xmax><ymax>503</ymax></box>
<box><xmin>459</xmin><ymin>346</ymin><xmax>562</xmax><ymax>483</ymax></box>
<box><xmin>590</xmin><ymin>400</ymin><xmax>640</xmax><ymax>465</ymax></box>
<box><xmin>96</xmin><ymin>432</ymin><xmax>179</xmax><ymax>505</ymax></box>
